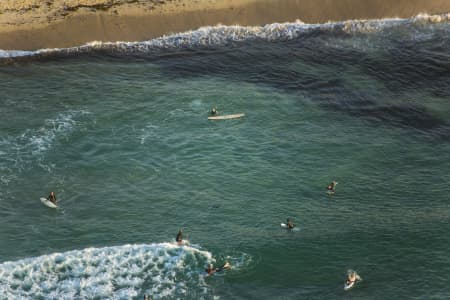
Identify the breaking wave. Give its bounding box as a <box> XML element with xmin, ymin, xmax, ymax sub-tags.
<box><xmin>0</xmin><ymin>243</ymin><xmax>214</xmax><ymax>299</ymax></box>
<box><xmin>1</xmin><ymin>13</ymin><xmax>449</xmax><ymax>60</ymax></box>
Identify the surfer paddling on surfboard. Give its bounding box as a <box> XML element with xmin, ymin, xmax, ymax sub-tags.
<box><xmin>47</xmin><ymin>192</ymin><xmax>57</xmax><ymax>205</ymax></box>
<box><xmin>205</xmin><ymin>262</ymin><xmax>231</xmax><ymax>276</ymax></box>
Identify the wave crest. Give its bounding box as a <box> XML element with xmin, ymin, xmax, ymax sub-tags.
<box><xmin>0</xmin><ymin>13</ymin><xmax>449</xmax><ymax>60</ymax></box>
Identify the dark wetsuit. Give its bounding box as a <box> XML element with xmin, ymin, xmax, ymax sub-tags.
<box><xmin>327</xmin><ymin>182</ymin><xmax>336</xmax><ymax>193</ymax></box>
<box><xmin>47</xmin><ymin>194</ymin><xmax>56</xmax><ymax>204</ymax></box>
<box><xmin>176</xmin><ymin>232</ymin><xmax>183</xmax><ymax>243</ymax></box>
<box><xmin>206</xmin><ymin>263</ymin><xmax>229</xmax><ymax>275</ymax></box>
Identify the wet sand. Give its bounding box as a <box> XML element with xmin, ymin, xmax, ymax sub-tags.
<box><xmin>1</xmin><ymin>0</ymin><xmax>450</xmax><ymax>50</ymax></box>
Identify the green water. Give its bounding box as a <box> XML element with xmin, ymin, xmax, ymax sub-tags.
<box><xmin>1</xmin><ymin>25</ymin><xmax>450</xmax><ymax>299</ymax></box>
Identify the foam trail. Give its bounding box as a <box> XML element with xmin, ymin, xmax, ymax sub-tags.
<box><xmin>0</xmin><ymin>243</ymin><xmax>213</xmax><ymax>299</ymax></box>
<box><xmin>0</xmin><ymin>110</ymin><xmax>91</xmax><ymax>184</ymax></box>
<box><xmin>0</xmin><ymin>13</ymin><xmax>449</xmax><ymax>60</ymax></box>
<box><xmin>1</xmin><ymin>110</ymin><xmax>90</xmax><ymax>156</ymax></box>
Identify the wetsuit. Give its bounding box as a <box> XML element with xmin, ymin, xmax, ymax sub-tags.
<box><xmin>176</xmin><ymin>232</ymin><xmax>183</xmax><ymax>243</ymax></box>
<box><xmin>47</xmin><ymin>194</ymin><xmax>56</xmax><ymax>204</ymax></box>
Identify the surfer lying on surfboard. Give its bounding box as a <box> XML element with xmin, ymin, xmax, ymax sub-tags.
<box><xmin>205</xmin><ymin>262</ymin><xmax>231</xmax><ymax>276</ymax></box>
<box><xmin>47</xmin><ymin>191</ymin><xmax>57</xmax><ymax>205</ymax></box>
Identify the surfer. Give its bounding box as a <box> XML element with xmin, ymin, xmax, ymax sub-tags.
<box><xmin>205</xmin><ymin>262</ymin><xmax>231</xmax><ymax>276</ymax></box>
<box><xmin>346</xmin><ymin>271</ymin><xmax>357</xmax><ymax>285</ymax></box>
<box><xmin>176</xmin><ymin>229</ymin><xmax>183</xmax><ymax>245</ymax></box>
<box><xmin>327</xmin><ymin>181</ymin><xmax>337</xmax><ymax>193</ymax></box>
<box><xmin>286</xmin><ymin>218</ymin><xmax>295</xmax><ymax>229</ymax></box>
<box><xmin>47</xmin><ymin>191</ymin><xmax>57</xmax><ymax>205</ymax></box>
<box><xmin>210</xmin><ymin>107</ymin><xmax>218</xmax><ymax>115</ymax></box>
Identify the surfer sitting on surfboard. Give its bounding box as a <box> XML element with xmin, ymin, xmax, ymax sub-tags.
<box><xmin>47</xmin><ymin>192</ymin><xmax>57</xmax><ymax>205</ymax></box>
<box><xmin>176</xmin><ymin>229</ymin><xmax>183</xmax><ymax>245</ymax></box>
<box><xmin>210</xmin><ymin>107</ymin><xmax>218</xmax><ymax>116</ymax></box>
<box><xmin>346</xmin><ymin>271</ymin><xmax>357</xmax><ymax>285</ymax></box>
<box><xmin>205</xmin><ymin>262</ymin><xmax>231</xmax><ymax>276</ymax></box>
<box><xmin>286</xmin><ymin>218</ymin><xmax>295</xmax><ymax>229</ymax></box>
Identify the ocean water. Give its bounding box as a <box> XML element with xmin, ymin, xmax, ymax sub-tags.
<box><xmin>0</xmin><ymin>14</ymin><xmax>449</xmax><ymax>299</ymax></box>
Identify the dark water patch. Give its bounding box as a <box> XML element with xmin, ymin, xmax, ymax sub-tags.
<box><xmin>325</xmin><ymin>101</ymin><xmax>450</xmax><ymax>137</ymax></box>
<box><xmin>360</xmin><ymin>41</ymin><xmax>450</xmax><ymax>98</ymax></box>
<box><xmin>144</xmin><ymin>30</ymin><xmax>450</xmax><ymax>137</ymax></box>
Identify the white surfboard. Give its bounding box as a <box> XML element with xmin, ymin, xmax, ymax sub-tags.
<box><xmin>40</xmin><ymin>197</ymin><xmax>57</xmax><ymax>208</ymax></box>
<box><xmin>344</xmin><ymin>280</ymin><xmax>355</xmax><ymax>291</ymax></box>
<box><xmin>280</xmin><ymin>223</ymin><xmax>300</xmax><ymax>231</ymax></box>
<box><xmin>208</xmin><ymin>113</ymin><xmax>245</xmax><ymax>120</ymax></box>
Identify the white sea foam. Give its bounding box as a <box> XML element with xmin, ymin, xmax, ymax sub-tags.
<box><xmin>0</xmin><ymin>110</ymin><xmax>91</xmax><ymax>185</ymax></box>
<box><xmin>11</xmin><ymin>110</ymin><xmax>90</xmax><ymax>156</ymax></box>
<box><xmin>0</xmin><ymin>13</ymin><xmax>449</xmax><ymax>59</ymax></box>
<box><xmin>0</xmin><ymin>243</ymin><xmax>214</xmax><ymax>299</ymax></box>
<box><xmin>140</xmin><ymin>124</ymin><xmax>160</xmax><ymax>145</ymax></box>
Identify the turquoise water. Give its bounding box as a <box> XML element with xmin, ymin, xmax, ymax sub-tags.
<box><xmin>1</xmin><ymin>15</ymin><xmax>450</xmax><ymax>299</ymax></box>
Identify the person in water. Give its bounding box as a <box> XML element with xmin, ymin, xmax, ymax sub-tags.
<box><xmin>210</xmin><ymin>107</ymin><xmax>218</xmax><ymax>115</ymax></box>
<box><xmin>346</xmin><ymin>271</ymin><xmax>357</xmax><ymax>285</ymax></box>
<box><xmin>176</xmin><ymin>229</ymin><xmax>183</xmax><ymax>244</ymax></box>
<box><xmin>327</xmin><ymin>181</ymin><xmax>337</xmax><ymax>193</ymax></box>
<box><xmin>47</xmin><ymin>191</ymin><xmax>57</xmax><ymax>205</ymax></box>
<box><xmin>205</xmin><ymin>262</ymin><xmax>231</xmax><ymax>276</ymax></box>
<box><xmin>286</xmin><ymin>218</ymin><xmax>295</xmax><ymax>229</ymax></box>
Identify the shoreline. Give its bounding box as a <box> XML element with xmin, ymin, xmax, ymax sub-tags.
<box><xmin>1</xmin><ymin>0</ymin><xmax>450</xmax><ymax>51</ymax></box>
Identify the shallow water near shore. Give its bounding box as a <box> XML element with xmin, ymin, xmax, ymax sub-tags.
<box><xmin>0</xmin><ymin>16</ymin><xmax>450</xmax><ymax>299</ymax></box>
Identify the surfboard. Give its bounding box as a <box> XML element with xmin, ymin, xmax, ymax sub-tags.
<box><xmin>280</xmin><ymin>223</ymin><xmax>300</xmax><ymax>231</ymax></box>
<box><xmin>208</xmin><ymin>113</ymin><xmax>245</xmax><ymax>120</ymax></box>
<box><xmin>344</xmin><ymin>280</ymin><xmax>355</xmax><ymax>291</ymax></box>
<box><xmin>40</xmin><ymin>197</ymin><xmax>57</xmax><ymax>208</ymax></box>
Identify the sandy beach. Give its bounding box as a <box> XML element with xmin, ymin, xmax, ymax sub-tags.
<box><xmin>1</xmin><ymin>0</ymin><xmax>450</xmax><ymax>50</ymax></box>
